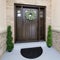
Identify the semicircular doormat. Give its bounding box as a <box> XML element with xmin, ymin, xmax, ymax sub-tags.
<box><xmin>21</xmin><ymin>47</ymin><xmax>43</xmax><ymax>59</ymax></box>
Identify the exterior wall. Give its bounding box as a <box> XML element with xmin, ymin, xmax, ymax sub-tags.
<box><xmin>0</xmin><ymin>0</ymin><xmax>6</xmax><ymax>32</ymax></box>
<box><xmin>51</xmin><ymin>0</ymin><xmax>60</xmax><ymax>31</ymax></box>
<box><xmin>51</xmin><ymin>0</ymin><xmax>60</xmax><ymax>52</ymax></box>
<box><xmin>0</xmin><ymin>0</ymin><xmax>6</xmax><ymax>58</ymax></box>
<box><xmin>52</xmin><ymin>30</ymin><xmax>60</xmax><ymax>52</ymax></box>
<box><xmin>6</xmin><ymin>0</ymin><xmax>51</xmax><ymax>42</ymax></box>
<box><xmin>0</xmin><ymin>32</ymin><xmax>6</xmax><ymax>59</ymax></box>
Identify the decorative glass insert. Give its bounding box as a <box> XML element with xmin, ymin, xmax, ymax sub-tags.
<box><xmin>40</xmin><ymin>10</ymin><xmax>43</xmax><ymax>18</ymax></box>
<box><xmin>17</xmin><ymin>10</ymin><xmax>21</xmax><ymax>17</ymax></box>
<box><xmin>17</xmin><ymin>10</ymin><xmax>21</xmax><ymax>14</ymax></box>
<box><xmin>17</xmin><ymin>14</ymin><xmax>21</xmax><ymax>17</ymax></box>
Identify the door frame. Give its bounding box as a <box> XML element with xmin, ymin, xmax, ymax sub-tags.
<box><xmin>14</xmin><ymin>4</ymin><xmax>46</xmax><ymax>43</ymax></box>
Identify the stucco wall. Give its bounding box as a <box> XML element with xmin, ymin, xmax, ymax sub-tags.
<box><xmin>51</xmin><ymin>0</ymin><xmax>60</xmax><ymax>31</ymax></box>
<box><xmin>6</xmin><ymin>0</ymin><xmax>51</xmax><ymax>42</ymax></box>
<box><xmin>0</xmin><ymin>0</ymin><xmax>6</xmax><ymax>32</ymax></box>
<box><xmin>51</xmin><ymin>0</ymin><xmax>60</xmax><ymax>52</ymax></box>
<box><xmin>0</xmin><ymin>0</ymin><xmax>6</xmax><ymax>58</ymax></box>
<box><xmin>0</xmin><ymin>32</ymin><xmax>6</xmax><ymax>59</ymax></box>
<box><xmin>52</xmin><ymin>30</ymin><xmax>60</xmax><ymax>52</ymax></box>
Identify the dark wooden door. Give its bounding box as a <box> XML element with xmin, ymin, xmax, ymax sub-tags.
<box><xmin>22</xmin><ymin>8</ymin><xmax>38</xmax><ymax>41</ymax></box>
<box><xmin>15</xmin><ymin>5</ymin><xmax>45</xmax><ymax>43</ymax></box>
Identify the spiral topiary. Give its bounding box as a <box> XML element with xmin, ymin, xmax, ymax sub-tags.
<box><xmin>6</xmin><ymin>25</ymin><xmax>14</xmax><ymax>52</ymax></box>
<box><xmin>47</xmin><ymin>25</ymin><xmax>52</xmax><ymax>48</ymax></box>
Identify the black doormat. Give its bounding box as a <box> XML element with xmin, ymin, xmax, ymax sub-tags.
<box><xmin>21</xmin><ymin>47</ymin><xmax>43</xmax><ymax>59</ymax></box>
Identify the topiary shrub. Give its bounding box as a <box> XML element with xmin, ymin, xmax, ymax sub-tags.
<box><xmin>6</xmin><ymin>25</ymin><xmax>14</xmax><ymax>52</ymax></box>
<box><xmin>47</xmin><ymin>25</ymin><xmax>52</xmax><ymax>48</ymax></box>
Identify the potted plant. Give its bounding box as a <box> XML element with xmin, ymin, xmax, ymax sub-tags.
<box><xmin>6</xmin><ymin>25</ymin><xmax>14</xmax><ymax>52</ymax></box>
<box><xmin>47</xmin><ymin>25</ymin><xmax>52</xmax><ymax>48</ymax></box>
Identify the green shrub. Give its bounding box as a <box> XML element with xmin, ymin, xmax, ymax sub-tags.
<box><xmin>47</xmin><ymin>25</ymin><xmax>52</xmax><ymax>48</ymax></box>
<box><xmin>6</xmin><ymin>26</ymin><xmax>14</xmax><ymax>52</ymax></box>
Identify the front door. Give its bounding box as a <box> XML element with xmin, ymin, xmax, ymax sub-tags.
<box><xmin>15</xmin><ymin>4</ymin><xmax>45</xmax><ymax>43</ymax></box>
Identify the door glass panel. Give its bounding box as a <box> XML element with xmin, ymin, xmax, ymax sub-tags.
<box><xmin>17</xmin><ymin>14</ymin><xmax>21</xmax><ymax>17</ymax></box>
<box><xmin>40</xmin><ymin>10</ymin><xmax>43</xmax><ymax>18</ymax></box>
<box><xmin>17</xmin><ymin>9</ymin><xmax>21</xmax><ymax>17</ymax></box>
<box><xmin>17</xmin><ymin>10</ymin><xmax>21</xmax><ymax>13</ymax></box>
